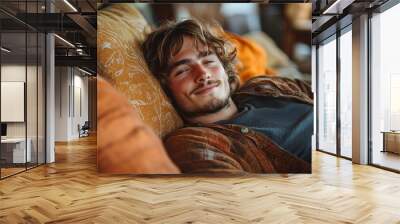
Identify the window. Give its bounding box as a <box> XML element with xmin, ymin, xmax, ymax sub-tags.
<box><xmin>0</xmin><ymin>1</ymin><xmax>47</xmax><ymax>179</ymax></box>
<box><xmin>339</xmin><ymin>28</ymin><xmax>352</xmax><ymax>158</ymax></box>
<box><xmin>370</xmin><ymin>2</ymin><xmax>400</xmax><ymax>171</ymax></box>
<box><xmin>317</xmin><ymin>36</ymin><xmax>337</xmax><ymax>154</ymax></box>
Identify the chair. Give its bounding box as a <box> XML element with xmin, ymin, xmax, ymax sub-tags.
<box><xmin>78</xmin><ymin>121</ymin><xmax>90</xmax><ymax>138</ymax></box>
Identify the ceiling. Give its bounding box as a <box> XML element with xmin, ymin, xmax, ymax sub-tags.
<box><xmin>0</xmin><ymin>0</ymin><xmax>96</xmax><ymax>73</ymax></box>
<box><xmin>312</xmin><ymin>0</ymin><xmax>390</xmax><ymax>44</ymax></box>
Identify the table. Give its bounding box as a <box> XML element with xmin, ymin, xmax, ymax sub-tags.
<box><xmin>381</xmin><ymin>131</ymin><xmax>400</xmax><ymax>154</ymax></box>
<box><xmin>1</xmin><ymin>138</ymin><xmax>31</xmax><ymax>163</ymax></box>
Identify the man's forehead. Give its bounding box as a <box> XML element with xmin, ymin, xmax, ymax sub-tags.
<box><xmin>182</xmin><ymin>36</ymin><xmax>207</xmax><ymax>49</ymax></box>
<box><xmin>170</xmin><ymin>40</ymin><xmax>212</xmax><ymax>63</ymax></box>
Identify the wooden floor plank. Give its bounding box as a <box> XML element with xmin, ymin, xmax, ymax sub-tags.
<box><xmin>0</xmin><ymin>135</ymin><xmax>399</xmax><ymax>223</ymax></box>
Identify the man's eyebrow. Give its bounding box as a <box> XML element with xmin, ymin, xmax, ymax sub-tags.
<box><xmin>198</xmin><ymin>50</ymin><xmax>213</xmax><ymax>58</ymax></box>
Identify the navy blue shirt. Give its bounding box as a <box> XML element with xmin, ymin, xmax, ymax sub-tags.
<box><xmin>217</xmin><ymin>96</ymin><xmax>313</xmax><ymax>163</ymax></box>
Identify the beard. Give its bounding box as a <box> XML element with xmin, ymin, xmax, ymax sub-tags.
<box><xmin>178</xmin><ymin>79</ymin><xmax>231</xmax><ymax>118</ymax></box>
<box><xmin>181</xmin><ymin>96</ymin><xmax>231</xmax><ymax>118</ymax></box>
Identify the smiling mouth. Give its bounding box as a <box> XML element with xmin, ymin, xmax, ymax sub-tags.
<box><xmin>193</xmin><ymin>83</ymin><xmax>220</xmax><ymax>95</ymax></box>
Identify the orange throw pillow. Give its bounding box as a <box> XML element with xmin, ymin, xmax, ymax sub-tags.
<box><xmin>97</xmin><ymin>77</ymin><xmax>180</xmax><ymax>174</ymax></box>
<box><xmin>224</xmin><ymin>32</ymin><xmax>277</xmax><ymax>84</ymax></box>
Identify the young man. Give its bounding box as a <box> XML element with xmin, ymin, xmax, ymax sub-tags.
<box><xmin>142</xmin><ymin>19</ymin><xmax>313</xmax><ymax>173</ymax></box>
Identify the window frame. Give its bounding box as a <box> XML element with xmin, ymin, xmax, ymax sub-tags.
<box><xmin>368</xmin><ymin>0</ymin><xmax>400</xmax><ymax>173</ymax></box>
<box><xmin>315</xmin><ymin>22</ymin><xmax>353</xmax><ymax>161</ymax></box>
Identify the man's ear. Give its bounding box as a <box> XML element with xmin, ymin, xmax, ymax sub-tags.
<box><xmin>229</xmin><ymin>75</ymin><xmax>240</xmax><ymax>93</ymax></box>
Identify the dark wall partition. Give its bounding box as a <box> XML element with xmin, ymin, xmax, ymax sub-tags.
<box><xmin>0</xmin><ymin>1</ymin><xmax>46</xmax><ymax>179</ymax></box>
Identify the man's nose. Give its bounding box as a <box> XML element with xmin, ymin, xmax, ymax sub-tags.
<box><xmin>194</xmin><ymin>64</ymin><xmax>210</xmax><ymax>83</ymax></box>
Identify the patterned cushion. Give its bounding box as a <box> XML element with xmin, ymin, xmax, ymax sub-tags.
<box><xmin>98</xmin><ymin>4</ymin><xmax>183</xmax><ymax>138</ymax></box>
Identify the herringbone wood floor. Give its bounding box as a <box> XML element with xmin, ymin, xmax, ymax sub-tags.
<box><xmin>1</xmin><ymin>135</ymin><xmax>399</xmax><ymax>224</ymax></box>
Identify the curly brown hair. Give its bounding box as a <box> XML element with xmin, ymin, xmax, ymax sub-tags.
<box><xmin>142</xmin><ymin>19</ymin><xmax>239</xmax><ymax>95</ymax></box>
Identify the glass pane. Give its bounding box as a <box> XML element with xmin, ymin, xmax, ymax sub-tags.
<box><xmin>38</xmin><ymin>33</ymin><xmax>45</xmax><ymax>165</ymax></box>
<box><xmin>339</xmin><ymin>29</ymin><xmax>352</xmax><ymax>158</ymax></box>
<box><xmin>371</xmin><ymin>3</ymin><xmax>400</xmax><ymax>171</ymax></box>
<box><xmin>1</xmin><ymin>31</ymin><xmax>27</xmax><ymax>177</ymax></box>
<box><xmin>27</xmin><ymin>31</ymin><xmax>38</xmax><ymax>169</ymax></box>
<box><xmin>318</xmin><ymin>37</ymin><xmax>337</xmax><ymax>154</ymax></box>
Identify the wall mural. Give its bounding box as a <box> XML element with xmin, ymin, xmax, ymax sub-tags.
<box><xmin>97</xmin><ymin>3</ymin><xmax>313</xmax><ymax>174</ymax></box>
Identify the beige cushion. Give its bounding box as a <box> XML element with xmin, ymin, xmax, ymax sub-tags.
<box><xmin>97</xmin><ymin>4</ymin><xmax>183</xmax><ymax>138</ymax></box>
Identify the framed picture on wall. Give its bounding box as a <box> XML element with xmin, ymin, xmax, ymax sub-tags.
<box><xmin>1</xmin><ymin>81</ymin><xmax>25</xmax><ymax>122</ymax></box>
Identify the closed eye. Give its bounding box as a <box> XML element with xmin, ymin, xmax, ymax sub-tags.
<box><xmin>174</xmin><ymin>67</ymin><xmax>190</xmax><ymax>77</ymax></box>
<box><xmin>202</xmin><ymin>54</ymin><xmax>218</xmax><ymax>65</ymax></box>
<box><xmin>204</xmin><ymin>60</ymin><xmax>215</xmax><ymax>65</ymax></box>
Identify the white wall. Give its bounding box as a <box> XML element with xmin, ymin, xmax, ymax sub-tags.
<box><xmin>71</xmin><ymin>73</ymin><xmax>89</xmax><ymax>138</ymax></box>
<box><xmin>54</xmin><ymin>67</ymin><xmax>89</xmax><ymax>141</ymax></box>
<box><xmin>1</xmin><ymin>63</ymin><xmax>46</xmax><ymax>164</ymax></box>
<box><xmin>1</xmin><ymin>66</ymin><xmax>26</xmax><ymax>138</ymax></box>
<box><xmin>1</xmin><ymin>65</ymin><xmax>37</xmax><ymax>138</ymax></box>
<box><xmin>55</xmin><ymin>66</ymin><xmax>69</xmax><ymax>141</ymax></box>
